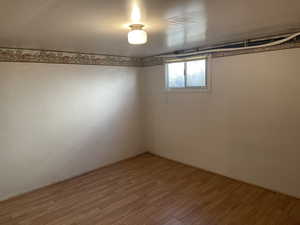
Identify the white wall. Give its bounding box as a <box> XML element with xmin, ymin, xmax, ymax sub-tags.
<box><xmin>0</xmin><ymin>62</ymin><xmax>144</xmax><ymax>201</ymax></box>
<box><xmin>1</xmin><ymin>48</ymin><xmax>300</xmax><ymax>201</ymax></box>
<box><xmin>142</xmin><ymin>48</ymin><xmax>300</xmax><ymax>198</ymax></box>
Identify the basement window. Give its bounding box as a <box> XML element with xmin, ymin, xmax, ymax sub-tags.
<box><xmin>166</xmin><ymin>58</ymin><xmax>209</xmax><ymax>90</ymax></box>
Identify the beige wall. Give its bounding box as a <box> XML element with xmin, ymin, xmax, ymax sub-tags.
<box><xmin>142</xmin><ymin>48</ymin><xmax>300</xmax><ymax>198</ymax></box>
<box><xmin>0</xmin><ymin>63</ymin><xmax>144</xmax><ymax>201</ymax></box>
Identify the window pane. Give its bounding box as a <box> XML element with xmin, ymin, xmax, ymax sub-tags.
<box><xmin>186</xmin><ymin>59</ymin><xmax>206</xmax><ymax>87</ymax></box>
<box><xmin>167</xmin><ymin>62</ymin><xmax>185</xmax><ymax>88</ymax></box>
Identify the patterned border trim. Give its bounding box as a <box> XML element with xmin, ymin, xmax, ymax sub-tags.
<box><xmin>212</xmin><ymin>41</ymin><xmax>300</xmax><ymax>58</ymax></box>
<box><xmin>0</xmin><ymin>48</ymin><xmax>143</xmax><ymax>67</ymax></box>
<box><xmin>141</xmin><ymin>41</ymin><xmax>300</xmax><ymax>66</ymax></box>
<box><xmin>1</xmin><ymin>41</ymin><xmax>300</xmax><ymax>67</ymax></box>
<box><xmin>141</xmin><ymin>56</ymin><xmax>165</xmax><ymax>67</ymax></box>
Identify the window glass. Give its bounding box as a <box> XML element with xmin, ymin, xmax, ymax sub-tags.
<box><xmin>186</xmin><ymin>60</ymin><xmax>206</xmax><ymax>87</ymax></box>
<box><xmin>166</xmin><ymin>58</ymin><xmax>208</xmax><ymax>89</ymax></box>
<box><xmin>167</xmin><ymin>62</ymin><xmax>185</xmax><ymax>88</ymax></box>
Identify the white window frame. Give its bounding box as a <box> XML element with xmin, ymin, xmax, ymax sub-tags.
<box><xmin>165</xmin><ymin>55</ymin><xmax>211</xmax><ymax>92</ymax></box>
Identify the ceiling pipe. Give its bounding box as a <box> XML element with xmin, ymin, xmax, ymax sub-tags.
<box><xmin>157</xmin><ymin>32</ymin><xmax>300</xmax><ymax>58</ymax></box>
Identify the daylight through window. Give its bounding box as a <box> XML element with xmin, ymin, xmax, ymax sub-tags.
<box><xmin>166</xmin><ymin>58</ymin><xmax>207</xmax><ymax>89</ymax></box>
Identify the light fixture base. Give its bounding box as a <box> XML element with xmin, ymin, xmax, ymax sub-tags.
<box><xmin>129</xmin><ymin>24</ymin><xmax>145</xmax><ymax>30</ymax></box>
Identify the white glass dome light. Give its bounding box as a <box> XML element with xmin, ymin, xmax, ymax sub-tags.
<box><xmin>128</xmin><ymin>24</ymin><xmax>147</xmax><ymax>45</ymax></box>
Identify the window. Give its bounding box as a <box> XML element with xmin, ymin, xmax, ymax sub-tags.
<box><xmin>166</xmin><ymin>58</ymin><xmax>208</xmax><ymax>89</ymax></box>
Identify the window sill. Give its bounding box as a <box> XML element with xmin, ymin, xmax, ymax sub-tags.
<box><xmin>164</xmin><ymin>87</ymin><xmax>210</xmax><ymax>93</ymax></box>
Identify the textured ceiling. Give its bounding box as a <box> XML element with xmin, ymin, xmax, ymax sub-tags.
<box><xmin>0</xmin><ymin>0</ymin><xmax>300</xmax><ymax>57</ymax></box>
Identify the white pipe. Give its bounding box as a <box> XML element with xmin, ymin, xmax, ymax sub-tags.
<box><xmin>157</xmin><ymin>32</ymin><xmax>300</xmax><ymax>58</ymax></box>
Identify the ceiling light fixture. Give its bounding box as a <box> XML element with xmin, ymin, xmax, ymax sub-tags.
<box><xmin>128</xmin><ymin>24</ymin><xmax>147</xmax><ymax>45</ymax></box>
<box><xmin>128</xmin><ymin>3</ymin><xmax>147</xmax><ymax>45</ymax></box>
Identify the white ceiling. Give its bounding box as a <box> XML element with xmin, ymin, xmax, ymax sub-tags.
<box><xmin>0</xmin><ymin>0</ymin><xmax>299</xmax><ymax>57</ymax></box>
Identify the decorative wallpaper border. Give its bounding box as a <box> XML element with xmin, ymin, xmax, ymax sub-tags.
<box><xmin>141</xmin><ymin>41</ymin><xmax>300</xmax><ymax>67</ymax></box>
<box><xmin>141</xmin><ymin>56</ymin><xmax>164</xmax><ymax>67</ymax></box>
<box><xmin>212</xmin><ymin>41</ymin><xmax>300</xmax><ymax>58</ymax></box>
<box><xmin>1</xmin><ymin>41</ymin><xmax>300</xmax><ymax>67</ymax></box>
<box><xmin>0</xmin><ymin>48</ymin><xmax>143</xmax><ymax>67</ymax></box>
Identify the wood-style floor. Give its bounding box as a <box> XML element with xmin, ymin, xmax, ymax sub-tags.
<box><xmin>1</xmin><ymin>153</ymin><xmax>299</xmax><ymax>225</ymax></box>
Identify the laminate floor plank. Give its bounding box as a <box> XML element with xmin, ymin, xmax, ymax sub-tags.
<box><xmin>1</xmin><ymin>153</ymin><xmax>299</xmax><ymax>225</ymax></box>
